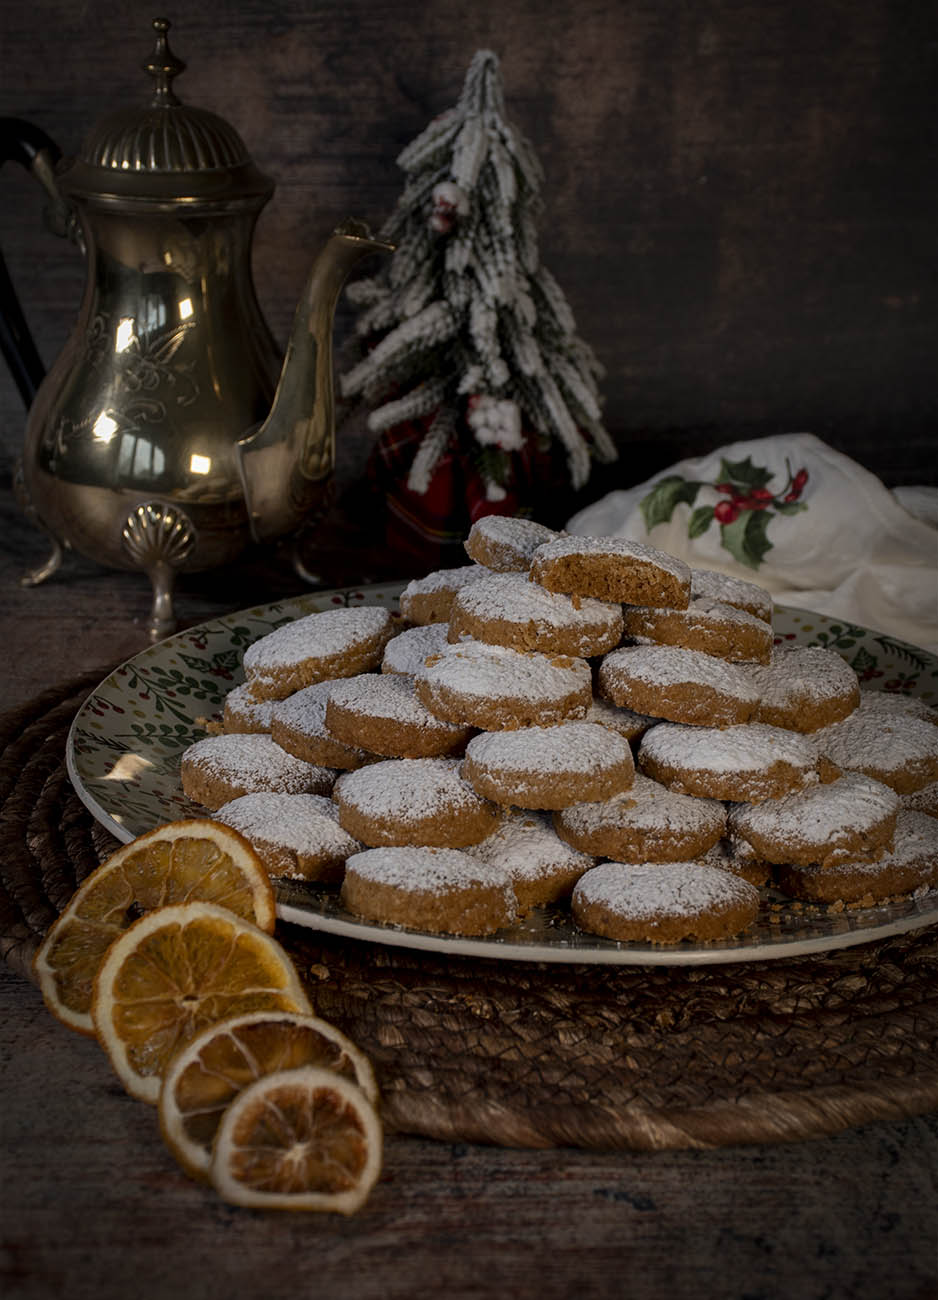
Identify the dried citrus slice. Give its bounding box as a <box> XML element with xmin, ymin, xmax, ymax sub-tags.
<box><xmin>92</xmin><ymin>901</ymin><xmax>311</xmax><ymax>1104</ymax></box>
<box><xmin>210</xmin><ymin>1066</ymin><xmax>382</xmax><ymax>1214</ymax></box>
<box><xmin>33</xmin><ymin>819</ymin><xmax>275</xmax><ymax>1036</ymax></box>
<box><xmin>159</xmin><ymin>1010</ymin><xmax>378</xmax><ymax>1181</ymax></box>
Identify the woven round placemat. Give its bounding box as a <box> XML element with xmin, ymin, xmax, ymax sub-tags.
<box><xmin>3</xmin><ymin>674</ymin><xmax>938</xmax><ymax>1151</ymax></box>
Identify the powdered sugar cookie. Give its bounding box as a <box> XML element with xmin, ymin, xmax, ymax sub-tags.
<box><xmin>620</xmin><ymin>598</ymin><xmax>773</xmax><ymax>665</ymax></box>
<box><xmin>464</xmin><ymin>515</ymin><xmax>559</xmax><ymax>571</ymax></box>
<box><xmin>461</xmin><ymin>722</ymin><xmax>634</xmax><ymax>810</ymax></box>
<box><xmin>571</xmin><ymin>860</ymin><xmax>760</xmax><ymax>944</ymax></box>
<box><xmin>854</xmin><ymin>690</ymin><xmax>938</xmax><ymax>727</ymax></box>
<box><xmin>748</xmin><ymin>644</ymin><xmax>860</xmax><ymax>733</ymax></box>
<box><xmin>180</xmin><ymin>733</ymin><xmax>336</xmax><ymax>811</ymax></box>
<box><xmin>465</xmin><ymin>809</ymin><xmax>594</xmax><ymax>911</ymax></box>
<box><xmin>690</xmin><ymin>568</ymin><xmax>773</xmax><ymax>623</ymax></box>
<box><xmin>773</xmin><ymin>810</ymin><xmax>938</xmax><ymax>904</ymax></box>
<box><xmin>902</xmin><ymin>780</ymin><xmax>938</xmax><ymax>819</ymax></box>
<box><xmin>813</xmin><ymin>710</ymin><xmax>938</xmax><ymax>794</ymax></box>
<box><xmin>271</xmin><ymin>681</ymin><xmax>378</xmax><ymax>771</ymax></box>
<box><xmin>242</xmin><ymin>606</ymin><xmax>395</xmax><ymax>701</ymax></box>
<box><xmin>727</xmin><ymin>772</ymin><xmax>899</xmax><ymax>868</ymax></box>
<box><xmin>381</xmin><ymin>622</ymin><xmax>450</xmax><ymax>675</ymax></box>
<box><xmin>213</xmin><ymin>792</ymin><xmax>360</xmax><ymax>882</ymax></box>
<box><xmin>325</xmin><ymin>673</ymin><xmax>473</xmax><ymax>759</ymax></box>
<box><xmin>399</xmin><ymin>565</ymin><xmax>487</xmax><ymax>625</ymax></box>
<box><xmin>222</xmin><ymin>682</ymin><xmax>276</xmax><ymax>734</ymax></box>
<box><xmin>598</xmin><ymin>644</ymin><xmax>760</xmax><ymax>728</ymax></box>
<box><xmin>332</xmin><ymin>757</ymin><xmax>499</xmax><ymax>848</ymax></box>
<box><xmin>702</xmin><ymin>838</ymin><xmax>772</xmax><ymax>888</ymax></box>
<box><xmin>554</xmin><ymin>772</ymin><xmax>725</xmax><ymax>862</ymax></box>
<box><xmin>585</xmin><ymin>695</ymin><xmax>660</xmax><ymax>744</ymax></box>
<box><xmin>414</xmin><ymin>641</ymin><xmax>593</xmax><ymax>731</ymax></box>
<box><xmin>447</xmin><ymin>571</ymin><xmax>624</xmax><ymax>657</ymax></box>
<box><xmin>530</xmin><ymin>535</ymin><xmax>691</xmax><ymax>608</ymax></box>
<box><xmin>638</xmin><ymin>721</ymin><xmax>823</xmax><ymax>803</ymax></box>
<box><xmin>340</xmin><ymin>845</ymin><xmax>517</xmax><ymax>936</ymax></box>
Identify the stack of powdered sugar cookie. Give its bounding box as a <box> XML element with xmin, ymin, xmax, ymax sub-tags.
<box><xmin>180</xmin><ymin>516</ymin><xmax>938</xmax><ymax>946</ymax></box>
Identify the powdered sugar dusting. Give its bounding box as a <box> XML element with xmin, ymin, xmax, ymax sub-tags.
<box><xmin>243</xmin><ymin>606</ymin><xmax>391</xmax><ymax>671</ymax></box>
<box><xmin>600</xmin><ymin>645</ymin><xmax>760</xmax><ymax>702</ymax></box>
<box><xmin>728</xmin><ymin>773</ymin><xmax>899</xmax><ymax>858</ymax></box>
<box><xmin>690</xmin><ymin>568</ymin><xmax>773</xmax><ymax>619</ymax></box>
<box><xmin>334</xmin><ymin>756</ymin><xmax>490</xmax><ymax>820</ymax></box>
<box><xmin>749</xmin><ymin>645</ymin><xmax>859</xmax><ymax>708</ymax></box>
<box><xmin>382</xmin><ymin>623</ymin><xmax>450</xmax><ymax>674</ymax></box>
<box><xmin>465</xmin><ymin>722</ymin><xmax>631</xmax><ymax>779</ymax></box>
<box><xmin>559</xmin><ymin>772</ymin><xmax>725</xmax><ymax>837</ymax></box>
<box><xmin>345</xmin><ymin>844</ymin><xmax>514</xmax><ymax>899</ymax></box>
<box><xmin>465</xmin><ymin>516</ymin><xmax>558</xmax><ymax>568</ymax></box>
<box><xmin>640</xmin><ymin>722</ymin><xmax>818</xmax><ymax>774</ymax></box>
<box><xmin>213</xmin><ymin>792</ymin><xmax>359</xmax><ymax>857</ymax></box>
<box><xmin>328</xmin><ymin>672</ymin><xmax>466</xmax><ymax>734</ymax></box>
<box><xmin>400</xmin><ymin>565</ymin><xmax>487</xmax><ymax>599</ymax></box>
<box><xmin>531</xmin><ymin>534</ymin><xmax>692</xmax><ymax>585</ymax></box>
<box><xmin>416</xmin><ymin>641</ymin><xmax>592</xmax><ymax>701</ymax></box>
<box><xmin>181</xmin><ymin>733</ymin><xmax>334</xmax><ymax>792</ymax></box>
<box><xmin>573</xmin><ymin>860</ymin><xmax>758</xmax><ymax>920</ymax></box>
<box><xmin>451</xmin><ymin>571</ymin><xmax>622</xmax><ymax>632</ymax></box>
<box><xmin>466</xmin><ymin>809</ymin><xmax>594</xmax><ymax>880</ymax></box>
<box><xmin>814</xmin><ymin>711</ymin><xmax>938</xmax><ymax>781</ymax></box>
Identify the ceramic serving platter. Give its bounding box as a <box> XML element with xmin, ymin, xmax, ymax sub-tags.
<box><xmin>66</xmin><ymin>587</ymin><xmax>938</xmax><ymax>966</ymax></box>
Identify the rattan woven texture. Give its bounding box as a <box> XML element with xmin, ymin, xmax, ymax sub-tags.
<box><xmin>2</xmin><ymin>675</ymin><xmax>937</xmax><ymax>1150</ymax></box>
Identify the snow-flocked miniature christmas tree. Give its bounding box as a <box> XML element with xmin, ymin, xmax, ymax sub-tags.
<box><xmin>340</xmin><ymin>49</ymin><xmax>617</xmax><ymax>511</ymax></box>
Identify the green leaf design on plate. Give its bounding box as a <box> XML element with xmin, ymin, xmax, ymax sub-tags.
<box><xmin>717</xmin><ymin>456</ymin><xmax>774</xmax><ymax>490</ymax></box>
<box><xmin>774</xmin><ymin>501</ymin><xmax>809</xmax><ymax>516</ymax></box>
<box><xmin>687</xmin><ymin>505</ymin><xmax>715</xmax><ymax>538</ymax></box>
<box><xmin>719</xmin><ymin>510</ymin><xmax>774</xmax><ymax>569</ymax></box>
<box><xmin>639</xmin><ymin>476</ymin><xmax>702</xmax><ymax>531</ymax></box>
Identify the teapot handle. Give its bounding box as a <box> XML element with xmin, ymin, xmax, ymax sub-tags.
<box><xmin>0</xmin><ymin>117</ymin><xmax>74</xmax><ymax>407</ymax></box>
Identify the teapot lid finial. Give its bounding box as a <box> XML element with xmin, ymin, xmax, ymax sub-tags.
<box><xmin>143</xmin><ymin>17</ymin><xmax>186</xmax><ymax>107</ymax></box>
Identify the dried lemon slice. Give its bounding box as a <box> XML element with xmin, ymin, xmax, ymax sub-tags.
<box><xmin>210</xmin><ymin>1066</ymin><xmax>382</xmax><ymax>1214</ymax></box>
<box><xmin>34</xmin><ymin>819</ymin><xmax>276</xmax><ymax>1036</ymax></box>
<box><xmin>92</xmin><ymin>901</ymin><xmax>311</xmax><ymax>1104</ymax></box>
<box><xmin>159</xmin><ymin>1010</ymin><xmax>378</xmax><ymax>1181</ymax></box>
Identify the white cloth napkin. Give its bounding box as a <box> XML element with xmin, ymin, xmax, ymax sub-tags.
<box><xmin>567</xmin><ymin>433</ymin><xmax>938</xmax><ymax>653</ymax></box>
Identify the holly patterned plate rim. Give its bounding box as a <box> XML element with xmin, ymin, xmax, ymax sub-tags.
<box><xmin>66</xmin><ymin>588</ymin><xmax>938</xmax><ymax>967</ymax></box>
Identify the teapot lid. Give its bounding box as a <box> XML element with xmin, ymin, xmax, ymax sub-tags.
<box><xmin>58</xmin><ymin>18</ymin><xmax>274</xmax><ymax>207</ymax></box>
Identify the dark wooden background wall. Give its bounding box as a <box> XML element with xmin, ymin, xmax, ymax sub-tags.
<box><xmin>1</xmin><ymin>0</ymin><xmax>934</xmax><ymax>518</ymax></box>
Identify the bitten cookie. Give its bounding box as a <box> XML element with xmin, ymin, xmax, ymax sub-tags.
<box><xmin>727</xmin><ymin>772</ymin><xmax>900</xmax><ymax>868</ymax></box>
<box><xmin>213</xmin><ymin>792</ymin><xmax>360</xmax><ymax>882</ymax></box>
<box><xmin>620</xmin><ymin>598</ymin><xmax>773</xmax><ymax>665</ymax></box>
<box><xmin>598</xmin><ymin>644</ymin><xmax>760</xmax><ymax>728</ymax></box>
<box><xmin>414</xmin><ymin>641</ymin><xmax>593</xmax><ymax>731</ymax></box>
<box><xmin>463</xmin><ymin>516</ymin><xmax>559</xmax><ymax>571</ymax></box>
<box><xmin>340</xmin><ymin>846</ymin><xmax>517</xmax><ymax>936</ymax></box>
<box><xmin>447</xmin><ymin>570</ymin><xmax>624</xmax><ymax>657</ymax></box>
<box><xmin>813</xmin><ymin>710</ymin><xmax>938</xmax><ymax>794</ymax></box>
<box><xmin>638</xmin><ymin>721</ymin><xmax>823</xmax><ymax>803</ymax></box>
<box><xmin>242</xmin><ymin>606</ymin><xmax>395</xmax><ymax>701</ymax></box>
<box><xmin>571</xmin><ymin>860</ymin><xmax>761</xmax><ymax>945</ymax></box>
<box><xmin>554</xmin><ymin>772</ymin><xmax>726</xmax><ymax>862</ymax></box>
<box><xmin>748</xmin><ymin>644</ymin><xmax>861</xmax><ymax>733</ymax></box>
<box><xmin>690</xmin><ymin>568</ymin><xmax>773</xmax><ymax>623</ymax></box>
<box><xmin>332</xmin><ymin>757</ymin><xmax>499</xmax><ymax>847</ymax></box>
<box><xmin>461</xmin><ymin>722</ymin><xmax>634</xmax><ymax>810</ymax></box>
<box><xmin>465</xmin><ymin>809</ymin><xmax>594</xmax><ymax>911</ymax></box>
<box><xmin>773</xmin><ymin>810</ymin><xmax>938</xmax><ymax>904</ymax></box>
<box><xmin>180</xmin><ymin>733</ymin><xmax>336</xmax><ymax>811</ymax></box>
<box><xmin>529</xmin><ymin>535</ymin><xmax>691</xmax><ymax>608</ymax></box>
<box><xmin>398</xmin><ymin>566</ymin><xmax>488</xmax><ymax>625</ymax></box>
<box><xmin>271</xmin><ymin>681</ymin><xmax>379</xmax><ymax>771</ymax></box>
<box><xmin>325</xmin><ymin>673</ymin><xmax>473</xmax><ymax>759</ymax></box>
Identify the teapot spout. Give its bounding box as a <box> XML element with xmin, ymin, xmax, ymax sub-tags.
<box><xmin>237</xmin><ymin>218</ymin><xmax>392</xmax><ymax>544</ymax></box>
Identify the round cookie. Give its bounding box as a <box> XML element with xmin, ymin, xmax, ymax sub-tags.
<box><xmin>399</xmin><ymin>565</ymin><xmax>488</xmax><ymax>626</ymax></box>
<box><xmin>325</xmin><ymin>673</ymin><xmax>473</xmax><ymax>759</ymax></box>
<box><xmin>773</xmin><ymin>810</ymin><xmax>938</xmax><ymax>905</ymax></box>
<box><xmin>414</xmin><ymin>641</ymin><xmax>593</xmax><ymax>731</ymax></box>
<box><xmin>465</xmin><ymin>809</ymin><xmax>594</xmax><ymax>911</ymax></box>
<box><xmin>813</xmin><ymin>710</ymin><xmax>938</xmax><ymax>795</ymax></box>
<box><xmin>447</xmin><ymin>570</ymin><xmax>624</xmax><ymax>657</ymax></box>
<box><xmin>598</xmin><ymin>644</ymin><xmax>760</xmax><ymax>728</ymax></box>
<box><xmin>638</xmin><ymin>721</ymin><xmax>823</xmax><ymax>803</ymax></box>
<box><xmin>340</xmin><ymin>845</ymin><xmax>517</xmax><ymax>936</ymax></box>
<box><xmin>180</xmin><ymin>733</ymin><xmax>336</xmax><ymax>811</ymax></box>
<box><xmin>585</xmin><ymin>695</ymin><xmax>660</xmax><ymax>744</ymax></box>
<box><xmin>529</xmin><ymin>535</ymin><xmax>691</xmax><ymax>608</ymax></box>
<box><xmin>902</xmin><ymin>780</ymin><xmax>938</xmax><ymax>819</ymax></box>
<box><xmin>213</xmin><ymin>792</ymin><xmax>360</xmax><ymax>882</ymax></box>
<box><xmin>853</xmin><ymin>690</ymin><xmax>938</xmax><ymax>727</ymax></box>
<box><xmin>461</xmin><ymin>722</ymin><xmax>634</xmax><ymax>810</ymax></box>
<box><xmin>271</xmin><ymin>681</ymin><xmax>379</xmax><ymax>771</ymax></box>
<box><xmin>620</xmin><ymin>598</ymin><xmax>773</xmax><ymax>665</ymax></box>
<box><xmin>242</xmin><ymin>606</ymin><xmax>395</xmax><ymax>701</ymax></box>
<box><xmin>382</xmin><ymin>622</ymin><xmax>451</xmax><ymax>675</ymax></box>
<box><xmin>332</xmin><ymin>757</ymin><xmax>499</xmax><ymax>848</ymax></box>
<box><xmin>571</xmin><ymin>860</ymin><xmax>761</xmax><ymax>945</ymax></box>
<box><xmin>222</xmin><ymin>681</ymin><xmax>276</xmax><ymax>734</ymax></box>
<box><xmin>748</xmin><ymin>644</ymin><xmax>861</xmax><ymax>733</ymax></box>
<box><xmin>464</xmin><ymin>515</ymin><xmax>559</xmax><ymax>571</ymax></box>
<box><xmin>690</xmin><ymin>568</ymin><xmax>773</xmax><ymax>623</ymax></box>
<box><xmin>554</xmin><ymin>772</ymin><xmax>726</xmax><ymax>862</ymax></box>
<box><xmin>727</xmin><ymin>772</ymin><xmax>900</xmax><ymax>868</ymax></box>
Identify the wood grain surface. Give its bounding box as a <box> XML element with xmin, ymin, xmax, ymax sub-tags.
<box><xmin>0</xmin><ymin>0</ymin><xmax>934</xmax><ymax>505</ymax></box>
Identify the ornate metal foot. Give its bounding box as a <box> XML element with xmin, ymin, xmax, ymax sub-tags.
<box><xmin>120</xmin><ymin>501</ymin><xmax>196</xmax><ymax>642</ymax></box>
<box><xmin>20</xmin><ymin>535</ymin><xmax>65</xmax><ymax>587</ymax></box>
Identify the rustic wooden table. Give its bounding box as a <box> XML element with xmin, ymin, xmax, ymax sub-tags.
<box><xmin>1</xmin><ymin>489</ymin><xmax>936</xmax><ymax>1300</ymax></box>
